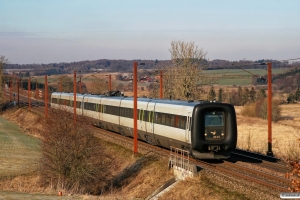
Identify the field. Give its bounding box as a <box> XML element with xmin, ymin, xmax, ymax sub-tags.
<box><xmin>23</xmin><ymin>68</ymin><xmax>288</xmax><ymax>93</ymax></box>
<box><xmin>236</xmin><ymin>103</ymin><xmax>300</xmax><ymax>159</ymax></box>
<box><xmin>203</xmin><ymin>68</ymin><xmax>287</xmax><ymax>86</ymax></box>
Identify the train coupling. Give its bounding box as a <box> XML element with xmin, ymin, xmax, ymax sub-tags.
<box><xmin>208</xmin><ymin>145</ymin><xmax>220</xmax><ymax>151</ymax></box>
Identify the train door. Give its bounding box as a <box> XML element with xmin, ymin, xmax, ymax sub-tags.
<box><xmin>138</xmin><ymin>102</ymin><xmax>147</xmax><ymax>134</ymax></box>
<box><xmin>99</xmin><ymin>98</ymin><xmax>103</xmax><ymax>121</ymax></box>
<box><xmin>185</xmin><ymin>113</ymin><xmax>191</xmax><ymax>143</ymax></box>
<box><xmin>145</xmin><ymin>101</ymin><xmax>156</xmax><ymax>145</ymax></box>
<box><xmin>82</xmin><ymin>95</ymin><xmax>88</xmax><ymax>116</ymax></box>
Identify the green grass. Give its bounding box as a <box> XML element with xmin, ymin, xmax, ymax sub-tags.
<box><xmin>0</xmin><ymin>117</ymin><xmax>41</xmax><ymax>177</ymax></box>
<box><xmin>203</xmin><ymin>68</ymin><xmax>287</xmax><ymax>85</ymax></box>
<box><xmin>0</xmin><ymin>191</ymin><xmax>85</xmax><ymax>200</ymax></box>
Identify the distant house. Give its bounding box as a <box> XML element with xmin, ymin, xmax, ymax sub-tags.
<box><xmin>139</xmin><ymin>76</ymin><xmax>158</xmax><ymax>83</ymax></box>
<box><xmin>90</xmin><ymin>68</ymin><xmax>103</xmax><ymax>71</ymax></box>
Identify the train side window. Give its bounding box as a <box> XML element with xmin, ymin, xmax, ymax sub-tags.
<box><xmin>51</xmin><ymin>98</ymin><xmax>57</xmax><ymax>104</ymax></box>
<box><xmin>70</xmin><ymin>100</ymin><xmax>73</xmax><ymax>107</ymax></box>
<box><xmin>175</xmin><ymin>115</ymin><xmax>179</xmax><ymax>128</ymax></box>
<box><xmin>120</xmin><ymin>107</ymin><xmax>123</xmax><ymax>117</ymax></box>
<box><xmin>165</xmin><ymin>114</ymin><xmax>170</xmax><ymax>126</ymax></box>
<box><xmin>170</xmin><ymin>114</ymin><xmax>175</xmax><ymax>127</ymax></box>
<box><xmin>156</xmin><ymin>112</ymin><xmax>161</xmax><ymax>124</ymax></box>
<box><xmin>161</xmin><ymin>113</ymin><xmax>166</xmax><ymax>125</ymax></box>
<box><xmin>95</xmin><ymin>104</ymin><xmax>99</xmax><ymax>112</ymax></box>
<box><xmin>180</xmin><ymin>116</ymin><xmax>187</xmax><ymax>129</ymax></box>
<box><xmin>144</xmin><ymin>111</ymin><xmax>148</xmax><ymax>122</ymax></box>
<box><xmin>115</xmin><ymin>106</ymin><xmax>119</xmax><ymax>116</ymax></box>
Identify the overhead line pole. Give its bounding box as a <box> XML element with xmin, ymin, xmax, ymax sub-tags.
<box><xmin>28</xmin><ymin>77</ymin><xmax>31</xmax><ymax>110</ymax></box>
<box><xmin>79</xmin><ymin>76</ymin><xmax>82</xmax><ymax>93</ymax></box>
<box><xmin>9</xmin><ymin>78</ymin><xmax>12</xmax><ymax>101</ymax></box>
<box><xmin>160</xmin><ymin>71</ymin><xmax>163</xmax><ymax>99</ymax></box>
<box><xmin>267</xmin><ymin>62</ymin><xmax>273</xmax><ymax>156</ymax></box>
<box><xmin>17</xmin><ymin>78</ymin><xmax>20</xmax><ymax>107</ymax></box>
<box><xmin>45</xmin><ymin>75</ymin><xmax>48</xmax><ymax>118</ymax></box>
<box><xmin>60</xmin><ymin>76</ymin><xmax>62</xmax><ymax>92</ymax></box>
<box><xmin>133</xmin><ymin>62</ymin><xmax>138</xmax><ymax>153</ymax></box>
<box><xmin>108</xmin><ymin>74</ymin><xmax>112</xmax><ymax>91</ymax></box>
<box><xmin>74</xmin><ymin>71</ymin><xmax>77</xmax><ymax>123</ymax></box>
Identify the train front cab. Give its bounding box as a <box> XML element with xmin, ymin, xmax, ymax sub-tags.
<box><xmin>191</xmin><ymin>103</ymin><xmax>237</xmax><ymax>159</ymax></box>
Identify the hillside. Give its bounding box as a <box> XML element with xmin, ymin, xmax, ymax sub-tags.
<box><xmin>0</xmin><ymin>105</ymin><xmax>292</xmax><ymax>199</ymax></box>
<box><xmin>5</xmin><ymin>59</ymin><xmax>296</xmax><ymax>77</ymax></box>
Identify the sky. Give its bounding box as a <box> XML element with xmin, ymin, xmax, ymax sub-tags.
<box><xmin>0</xmin><ymin>0</ymin><xmax>300</xmax><ymax>64</ymax></box>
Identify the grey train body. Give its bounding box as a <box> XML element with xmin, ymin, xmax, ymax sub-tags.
<box><xmin>51</xmin><ymin>92</ymin><xmax>237</xmax><ymax>159</ymax></box>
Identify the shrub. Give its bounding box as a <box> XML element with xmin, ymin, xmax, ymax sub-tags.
<box><xmin>240</xmin><ymin>103</ymin><xmax>256</xmax><ymax>117</ymax></box>
<box><xmin>241</xmin><ymin>98</ymin><xmax>281</xmax><ymax>122</ymax></box>
<box><xmin>40</xmin><ymin>109</ymin><xmax>108</xmax><ymax>194</ymax></box>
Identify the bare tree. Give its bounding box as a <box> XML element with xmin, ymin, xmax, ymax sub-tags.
<box><xmin>59</xmin><ymin>75</ymin><xmax>73</xmax><ymax>93</ymax></box>
<box><xmin>89</xmin><ymin>78</ymin><xmax>111</xmax><ymax>94</ymax></box>
<box><xmin>40</xmin><ymin>109</ymin><xmax>109</xmax><ymax>193</ymax></box>
<box><xmin>164</xmin><ymin>40</ymin><xmax>217</xmax><ymax>100</ymax></box>
<box><xmin>0</xmin><ymin>55</ymin><xmax>8</xmax><ymax>104</ymax></box>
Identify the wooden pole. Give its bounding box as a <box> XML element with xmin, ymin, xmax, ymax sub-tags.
<box><xmin>74</xmin><ymin>71</ymin><xmax>76</xmax><ymax>123</ymax></box>
<box><xmin>60</xmin><ymin>76</ymin><xmax>62</xmax><ymax>92</ymax></box>
<box><xmin>10</xmin><ymin>78</ymin><xmax>12</xmax><ymax>101</ymax></box>
<box><xmin>28</xmin><ymin>77</ymin><xmax>31</xmax><ymax>110</ymax></box>
<box><xmin>17</xmin><ymin>78</ymin><xmax>20</xmax><ymax>107</ymax></box>
<box><xmin>160</xmin><ymin>71</ymin><xmax>163</xmax><ymax>99</ymax></box>
<box><xmin>45</xmin><ymin>75</ymin><xmax>48</xmax><ymax>118</ymax></box>
<box><xmin>79</xmin><ymin>76</ymin><xmax>82</xmax><ymax>93</ymax></box>
<box><xmin>133</xmin><ymin>62</ymin><xmax>138</xmax><ymax>153</ymax></box>
<box><xmin>267</xmin><ymin>62</ymin><xmax>273</xmax><ymax>156</ymax></box>
<box><xmin>35</xmin><ymin>80</ymin><xmax>38</xmax><ymax>99</ymax></box>
<box><xmin>108</xmin><ymin>74</ymin><xmax>112</xmax><ymax>91</ymax></box>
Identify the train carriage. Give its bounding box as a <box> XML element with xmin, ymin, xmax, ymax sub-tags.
<box><xmin>51</xmin><ymin>92</ymin><xmax>237</xmax><ymax>159</ymax></box>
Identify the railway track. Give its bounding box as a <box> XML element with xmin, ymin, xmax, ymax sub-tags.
<box><xmin>21</xmin><ymin>102</ymin><xmax>292</xmax><ymax>193</ymax></box>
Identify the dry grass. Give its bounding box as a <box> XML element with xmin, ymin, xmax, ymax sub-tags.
<box><xmin>235</xmin><ymin>103</ymin><xmax>300</xmax><ymax>160</ymax></box>
<box><xmin>1</xmin><ymin>102</ymin><xmax>300</xmax><ymax>199</ymax></box>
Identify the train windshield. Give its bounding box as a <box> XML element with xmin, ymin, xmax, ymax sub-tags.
<box><xmin>204</xmin><ymin>112</ymin><xmax>224</xmax><ymax>127</ymax></box>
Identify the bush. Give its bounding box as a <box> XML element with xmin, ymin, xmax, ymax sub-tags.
<box><xmin>240</xmin><ymin>103</ymin><xmax>256</xmax><ymax>117</ymax></box>
<box><xmin>241</xmin><ymin>98</ymin><xmax>281</xmax><ymax>122</ymax></box>
<box><xmin>40</xmin><ymin>109</ymin><xmax>108</xmax><ymax>194</ymax></box>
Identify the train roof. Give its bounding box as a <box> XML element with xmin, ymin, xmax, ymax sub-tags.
<box><xmin>52</xmin><ymin>92</ymin><xmax>217</xmax><ymax>107</ymax></box>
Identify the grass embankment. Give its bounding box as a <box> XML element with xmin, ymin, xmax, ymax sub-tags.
<box><xmin>0</xmin><ymin>116</ymin><xmax>41</xmax><ymax>177</ymax></box>
<box><xmin>0</xmin><ymin>107</ymin><xmax>282</xmax><ymax>199</ymax></box>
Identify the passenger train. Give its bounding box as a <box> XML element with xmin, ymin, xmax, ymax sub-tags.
<box><xmin>51</xmin><ymin>92</ymin><xmax>237</xmax><ymax>159</ymax></box>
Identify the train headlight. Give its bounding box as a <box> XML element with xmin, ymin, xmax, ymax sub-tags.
<box><xmin>204</xmin><ymin>133</ymin><xmax>207</xmax><ymax>136</ymax></box>
<box><xmin>221</xmin><ymin>133</ymin><xmax>224</xmax><ymax>136</ymax></box>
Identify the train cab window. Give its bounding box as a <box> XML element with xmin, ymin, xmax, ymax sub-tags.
<box><xmin>205</xmin><ymin>112</ymin><xmax>224</xmax><ymax>127</ymax></box>
<box><xmin>76</xmin><ymin>101</ymin><xmax>81</xmax><ymax>108</ymax></box>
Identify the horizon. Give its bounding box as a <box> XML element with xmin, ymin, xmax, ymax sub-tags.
<box><xmin>1</xmin><ymin>0</ymin><xmax>300</xmax><ymax>64</ymax></box>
